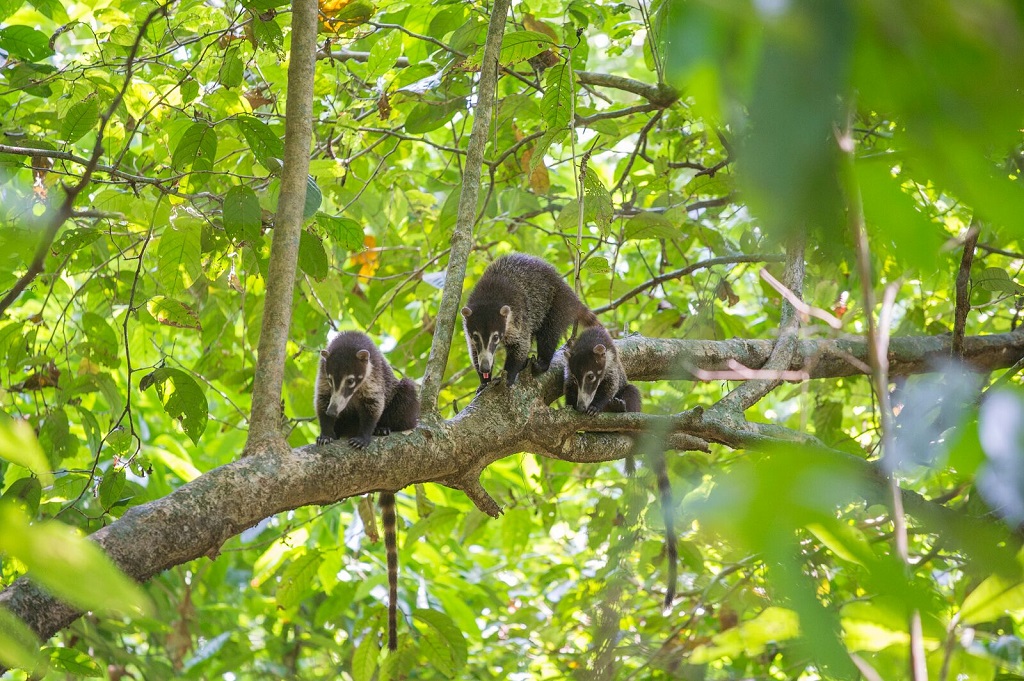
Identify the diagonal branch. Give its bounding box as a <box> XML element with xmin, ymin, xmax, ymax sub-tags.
<box><xmin>419</xmin><ymin>0</ymin><xmax>511</xmax><ymax>412</ymax></box>
<box><xmin>245</xmin><ymin>0</ymin><xmax>319</xmax><ymax>449</ymax></box>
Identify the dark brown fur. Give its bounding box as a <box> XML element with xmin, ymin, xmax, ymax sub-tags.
<box><xmin>462</xmin><ymin>253</ymin><xmax>597</xmax><ymax>389</ymax></box>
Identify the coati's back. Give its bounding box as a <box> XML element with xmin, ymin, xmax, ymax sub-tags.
<box><xmin>463</xmin><ymin>253</ymin><xmax>598</xmax><ymax>385</ymax></box>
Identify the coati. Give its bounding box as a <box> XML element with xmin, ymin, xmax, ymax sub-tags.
<box><xmin>564</xmin><ymin>324</ymin><xmax>678</xmax><ymax>610</ymax></box>
<box><xmin>462</xmin><ymin>253</ymin><xmax>598</xmax><ymax>389</ymax></box>
<box><xmin>314</xmin><ymin>330</ymin><xmax>419</xmax><ymax>651</ymax></box>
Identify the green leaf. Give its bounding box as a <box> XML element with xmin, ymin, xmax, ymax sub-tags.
<box><xmin>960</xmin><ymin>574</ymin><xmax>1024</xmax><ymax>625</ymax></box>
<box><xmin>316</xmin><ymin>214</ymin><xmax>365</xmax><ymax>251</ymax></box>
<box><xmin>172</xmin><ymin>122</ymin><xmax>219</xmax><ymax>173</ymax></box>
<box><xmin>59</xmin><ymin>99</ymin><xmax>99</xmax><ymax>144</ymax></box>
<box><xmin>147</xmin><ymin>296</ymin><xmax>202</xmax><ymax>331</ymax></box>
<box><xmin>0</xmin><ymin>417</ymin><xmax>53</xmax><ymax>485</ymax></box>
<box><xmin>623</xmin><ymin>212</ymin><xmax>680</xmax><ymax>240</ymax></box>
<box><xmin>276</xmin><ymin>550</ymin><xmax>322</xmax><ymax>610</ymax></box>
<box><xmin>47</xmin><ymin>647</ymin><xmax>102</xmax><ymax>676</ymax></box>
<box><xmin>976</xmin><ymin>267</ymin><xmax>1023</xmax><ymax>294</ymax></box>
<box><xmin>413</xmin><ymin>609</ymin><xmax>467</xmax><ymax>679</ymax></box>
<box><xmin>235</xmin><ymin>115</ymin><xmax>283</xmax><ymax>170</ymax></box>
<box><xmin>352</xmin><ymin>631</ymin><xmax>379</xmax><ymax>681</ymax></box>
<box><xmin>0</xmin><ymin>503</ymin><xmax>153</xmax><ymax>617</ymax></box>
<box><xmin>143</xmin><ymin>368</ymin><xmax>209</xmax><ymax>445</ymax></box>
<box><xmin>583</xmin><ymin>256</ymin><xmax>610</xmax><ymax>274</ymax></box>
<box><xmin>304</xmin><ymin>175</ymin><xmax>322</xmax><ymax>220</ymax></box>
<box><xmin>298</xmin><ymin>229</ymin><xmax>328</xmax><ymax>280</ymax></box>
<box><xmin>0</xmin><ymin>25</ymin><xmax>54</xmax><ymax>62</ymax></box>
<box><xmin>404</xmin><ymin>99</ymin><xmax>463</xmax><ymax>135</ymax></box>
<box><xmin>223</xmin><ymin>185</ymin><xmax>263</xmax><ymax>242</ymax></box>
<box><xmin>1</xmin><ymin>477</ymin><xmax>42</xmax><ymax>515</ymax></box>
<box><xmin>542</xmin><ymin>63</ymin><xmax>573</xmax><ymax>129</ymax></box>
<box><xmin>219</xmin><ymin>46</ymin><xmax>244</xmax><ymax>88</ymax></box>
<box><xmin>463</xmin><ymin>30</ymin><xmax>555</xmax><ymax>70</ymax></box>
<box><xmin>690</xmin><ymin>607</ymin><xmax>800</xmax><ymax>663</ymax></box>
<box><xmin>0</xmin><ymin>603</ymin><xmax>45</xmax><ymax>675</ymax></box>
<box><xmin>156</xmin><ymin>220</ymin><xmax>202</xmax><ymax>295</ymax></box>
<box><xmin>53</xmin><ymin>227</ymin><xmax>101</xmax><ymax>259</ymax></box>
<box><xmin>98</xmin><ymin>469</ymin><xmax>127</xmax><ymax>510</ymax></box>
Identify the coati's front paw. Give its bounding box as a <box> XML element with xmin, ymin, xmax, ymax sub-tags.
<box><xmin>316</xmin><ymin>435</ymin><xmax>335</xmax><ymax>446</ymax></box>
<box><xmin>374</xmin><ymin>426</ymin><xmax>391</xmax><ymax>436</ymax></box>
<box><xmin>584</xmin><ymin>405</ymin><xmax>600</xmax><ymax>416</ymax></box>
<box><xmin>532</xmin><ymin>358</ymin><xmax>550</xmax><ymax>374</ymax></box>
<box><xmin>348</xmin><ymin>435</ymin><xmax>372</xmax><ymax>449</ymax></box>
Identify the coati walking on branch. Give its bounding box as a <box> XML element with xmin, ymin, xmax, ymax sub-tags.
<box><xmin>314</xmin><ymin>330</ymin><xmax>419</xmax><ymax>651</ymax></box>
<box><xmin>564</xmin><ymin>324</ymin><xmax>678</xmax><ymax>610</ymax></box>
<box><xmin>462</xmin><ymin>253</ymin><xmax>598</xmax><ymax>389</ymax></box>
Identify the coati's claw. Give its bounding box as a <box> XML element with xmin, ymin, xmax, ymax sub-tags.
<box><xmin>585</xmin><ymin>405</ymin><xmax>600</xmax><ymax>416</ymax></box>
<box><xmin>374</xmin><ymin>426</ymin><xmax>391</xmax><ymax>436</ymax></box>
<box><xmin>349</xmin><ymin>435</ymin><xmax>372</xmax><ymax>449</ymax></box>
<box><xmin>316</xmin><ymin>435</ymin><xmax>335</xmax><ymax>446</ymax></box>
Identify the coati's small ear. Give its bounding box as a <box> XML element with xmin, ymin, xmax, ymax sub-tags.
<box><xmin>500</xmin><ymin>305</ymin><xmax>511</xmax><ymax>317</ymax></box>
<box><xmin>461</xmin><ymin>306</ymin><xmax>472</xmax><ymax>318</ymax></box>
<box><xmin>356</xmin><ymin>349</ymin><xmax>370</xmax><ymax>361</ymax></box>
<box><xmin>594</xmin><ymin>344</ymin><xmax>606</xmax><ymax>356</ymax></box>
<box><xmin>320</xmin><ymin>350</ymin><xmax>329</xmax><ymax>360</ymax></box>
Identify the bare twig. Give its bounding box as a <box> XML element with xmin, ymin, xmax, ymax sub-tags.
<box><xmin>952</xmin><ymin>224</ymin><xmax>980</xmax><ymax>358</ymax></box>
<box><xmin>592</xmin><ymin>254</ymin><xmax>785</xmax><ymax>315</ymax></box>
<box><xmin>419</xmin><ymin>0</ymin><xmax>511</xmax><ymax>412</ymax></box>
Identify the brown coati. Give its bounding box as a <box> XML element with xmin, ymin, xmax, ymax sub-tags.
<box><xmin>314</xmin><ymin>330</ymin><xmax>419</xmax><ymax>651</ymax></box>
<box><xmin>462</xmin><ymin>253</ymin><xmax>598</xmax><ymax>389</ymax></box>
<box><xmin>564</xmin><ymin>324</ymin><xmax>678</xmax><ymax>610</ymax></box>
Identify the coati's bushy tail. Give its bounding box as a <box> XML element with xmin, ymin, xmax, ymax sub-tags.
<box><xmin>578</xmin><ymin>306</ymin><xmax>599</xmax><ymax>327</ymax></box>
<box><xmin>380</xmin><ymin>492</ymin><xmax>399</xmax><ymax>651</ymax></box>
<box><xmin>652</xmin><ymin>453</ymin><xmax>678</xmax><ymax>610</ymax></box>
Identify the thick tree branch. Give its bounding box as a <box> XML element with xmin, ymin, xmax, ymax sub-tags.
<box><xmin>246</xmin><ymin>0</ymin><xmax>318</xmax><ymax>448</ymax></box>
<box><xmin>3</xmin><ymin>331</ymin><xmax>1023</xmax><ymax>643</ymax></box>
<box><xmin>419</xmin><ymin>0</ymin><xmax>510</xmax><ymax>411</ymax></box>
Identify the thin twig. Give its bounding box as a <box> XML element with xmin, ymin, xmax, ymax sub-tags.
<box><xmin>952</xmin><ymin>224</ymin><xmax>980</xmax><ymax>358</ymax></box>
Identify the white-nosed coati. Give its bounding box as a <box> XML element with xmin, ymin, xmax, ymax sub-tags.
<box><xmin>314</xmin><ymin>330</ymin><xmax>419</xmax><ymax>651</ymax></box>
<box><xmin>462</xmin><ymin>253</ymin><xmax>598</xmax><ymax>389</ymax></box>
<box><xmin>564</xmin><ymin>324</ymin><xmax>678</xmax><ymax>610</ymax></box>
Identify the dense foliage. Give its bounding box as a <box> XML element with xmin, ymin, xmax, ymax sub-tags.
<box><xmin>2</xmin><ymin>0</ymin><xmax>1024</xmax><ymax>679</ymax></box>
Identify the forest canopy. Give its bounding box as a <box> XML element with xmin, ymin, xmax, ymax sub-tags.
<box><xmin>2</xmin><ymin>0</ymin><xmax>1024</xmax><ymax>679</ymax></box>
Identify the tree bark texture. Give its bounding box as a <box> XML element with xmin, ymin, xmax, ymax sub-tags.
<box><xmin>246</xmin><ymin>0</ymin><xmax>319</xmax><ymax>447</ymax></box>
<box><xmin>2</xmin><ymin>331</ymin><xmax>1022</xmax><ymax>642</ymax></box>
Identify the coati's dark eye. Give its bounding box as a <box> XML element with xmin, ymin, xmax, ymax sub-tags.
<box><xmin>491</xmin><ymin>332</ymin><xmax>500</xmax><ymax>343</ymax></box>
<box><xmin>346</xmin><ymin>377</ymin><xmax>356</xmax><ymax>386</ymax></box>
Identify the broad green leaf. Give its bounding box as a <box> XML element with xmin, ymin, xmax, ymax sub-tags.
<box><xmin>276</xmin><ymin>550</ymin><xmax>322</xmax><ymax>610</ymax></box>
<box><xmin>47</xmin><ymin>647</ymin><xmax>103</xmax><ymax>676</ymax></box>
<box><xmin>463</xmin><ymin>30</ymin><xmax>555</xmax><ymax>70</ymax></box>
<box><xmin>623</xmin><ymin>212</ymin><xmax>679</xmax><ymax>240</ymax></box>
<box><xmin>304</xmin><ymin>175</ymin><xmax>322</xmax><ymax>220</ymax></box>
<box><xmin>960</xmin><ymin>574</ymin><xmax>1024</xmax><ymax>625</ymax></box>
<box><xmin>0</xmin><ymin>602</ymin><xmax>45</xmax><ymax>675</ymax></box>
<box><xmin>98</xmin><ymin>469</ymin><xmax>127</xmax><ymax>510</ymax></box>
<box><xmin>59</xmin><ymin>99</ymin><xmax>99</xmax><ymax>143</ymax></box>
<box><xmin>156</xmin><ymin>220</ymin><xmax>202</xmax><ymax>295</ymax></box>
<box><xmin>690</xmin><ymin>607</ymin><xmax>800</xmax><ymax>663</ymax></box>
<box><xmin>1</xmin><ymin>477</ymin><xmax>42</xmax><ymax>515</ymax></box>
<box><xmin>404</xmin><ymin>100</ymin><xmax>463</xmax><ymax>135</ymax></box>
<box><xmin>219</xmin><ymin>46</ymin><xmax>243</xmax><ymax>88</ymax></box>
<box><xmin>172</xmin><ymin>122</ymin><xmax>218</xmax><ymax>173</ymax></box>
<box><xmin>298</xmin><ymin>229</ymin><xmax>328</xmax><ymax>280</ymax></box>
<box><xmin>0</xmin><ymin>503</ymin><xmax>153</xmax><ymax>617</ymax></box>
<box><xmin>235</xmin><ymin>115</ymin><xmax>284</xmax><ymax>169</ymax></box>
<box><xmin>0</xmin><ymin>417</ymin><xmax>53</xmax><ymax>485</ymax></box>
<box><xmin>352</xmin><ymin>630</ymin><xmax>379</xmax><ymax>681</ymax></box>
<box><xmin>542</xmin><ymin>63</ymin><xmax>573</xmax><ymax>129</ymax></box>
<box><xmin>583</xmin><ymin>256</ymin><xmax>610</xmax><ymax>273</ymax></box>
<box><xmin>976</xmin><ymin>267</ymin><xmax>1023</xmax><ymax>294</ymax></box>
<box><xmin>147</xmin><ymin>296</ymin><xmax>202</xmax><ymax>331</ymax></box>
<box><xmin>0</xmin><ymin>25</ymin><xmax>54</xmax><ymax>62</ymax></box>
<box><xmin>317</xmin><ymin>214</ymin><xmax>365</xmax><ymax>251</ymax></box>
<box><xmin>142</xmin><ymin>367</ymin><xmax>208</xmax><ymax>445</ymax></box>
<box><xmin>223</xmin><ymin>185</ymin><xmax>263</xmax><ymax>242</ymax></box>
<box><xmin>413</xmin><ymin>609</ymin><xmax>467</xmax><ymax>679</ymax></box>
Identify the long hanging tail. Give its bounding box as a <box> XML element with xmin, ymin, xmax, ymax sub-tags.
<box><xmin>652</xmin><ymin>452</ymin><xmax>678</xmax><ymax>610</ymax></box>
<box><xmin>379</xmin><ymin>492</ymin><xmax>399</xmax><ymax>651</ymax></box>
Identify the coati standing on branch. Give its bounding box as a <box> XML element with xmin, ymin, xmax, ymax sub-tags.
<box><xmin>314</xmin><ymin>330</ymin><xmax>419</xmax><ymax>651</ymax></box>
<box><xmin>564</xmin><ymin>324</ymin><xmax>678</xmax><ymax>610</ymax></box>
<box><xmin>462</xmin><ymin>253</ymin><xmax>598</xmax><ymax>389</ymax></box>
